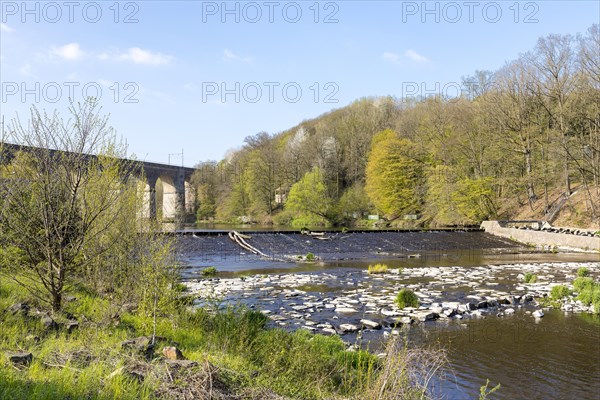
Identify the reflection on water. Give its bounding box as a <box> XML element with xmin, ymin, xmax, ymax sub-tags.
<box><xmin>180</xmin><ymin>249</ymin><xmax>600</xmax><ymax>278</ymax></box>
<box><xmin>415</xmin><ymin>310</ymin><xmax>600</xmax><ymax>400</ymax></box>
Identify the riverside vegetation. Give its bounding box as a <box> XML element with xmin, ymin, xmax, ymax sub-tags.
<box><xmin>0</xmin><ymin>277</ymin><xmax>450</xmax><ymax>400</ymax></box>
<box><xmin>538</xmin><ymin>267</ymin><xmax>600</xmax><ymax>312</ymax></box>
<box><xmin>0</xmin><ymin>102</ymin><xmax>466</xmax><ymax>399</ymax></box>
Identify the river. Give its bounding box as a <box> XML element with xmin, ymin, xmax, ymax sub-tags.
<box><xmin>178</xmin><ymin>230</ymin><xmax>600</xmax><ymax>400</ymax></box>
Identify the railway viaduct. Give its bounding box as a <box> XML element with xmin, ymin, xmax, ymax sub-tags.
<box><xmin>0</xmin><ymin>142</ymin><xmax>196</xmax><ymax>220</ymax></box>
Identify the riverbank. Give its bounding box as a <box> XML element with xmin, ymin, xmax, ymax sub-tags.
<box><xmin>0</xmin><ymin>277</ymin><xmax>447</xmax><ymax>400</ymax></box>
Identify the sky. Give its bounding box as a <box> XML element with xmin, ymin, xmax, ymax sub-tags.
<box><xmin>1</xmin><ymin>0</ymin><xmax>598</xmax><ymax>166</ymax></box>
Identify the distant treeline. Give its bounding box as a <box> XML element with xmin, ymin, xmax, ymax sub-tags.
<box><xmin>191</xmin><ymin>25</ymin><xmax>599</xmax><ymax>228</ymax></box>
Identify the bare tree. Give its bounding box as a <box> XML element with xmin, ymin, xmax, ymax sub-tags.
<box><xmin>0</xmin><ymin>100</ymin><xmax>140</xmax><ymax>311</ymax></box>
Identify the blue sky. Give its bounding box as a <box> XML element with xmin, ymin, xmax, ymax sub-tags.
<box><xmin>1</xmin><ymin>1</ymin><xmax>598</xmax><ymax>165</ymax></box>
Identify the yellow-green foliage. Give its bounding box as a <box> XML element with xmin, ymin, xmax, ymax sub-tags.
<box><xmin>523</xmin><ymin>272</ymin><xmax>538</xmax><ymax>283</ymax></box>
<box><xmin>550</xmin><ymin>285</ymin><xmax>571</xmax><ymax>300</ymax></box>
<box><xmin>337</xmin><ymin>183</ymin><xmax>371</xmax><ymax>219</ymax></box>
<box><xmin>573</xmin><ymin>277</ymin><xmax>594</xmax><ymax>292</ymax></box>
<box><xmin>368</xmin><ymin>263</ymin><xmax>389</xmax><ymax>274</ymax></box>
<box><xmin>577</xmin><ymin>267</ymin><xmax>590</xmax><ymax>277</ymax></box>
<box><xmin>366</xmin><ymin>130</ymin><xmax>424</xmax><ymax>219</ymax></box>
<box><xmin>575</xmin><ymin>279</ymin><xmax>600</xmax><ymax>314</ymax></box>
<box><xmin>395</xmin><ymin>289</ymin><xmax>419</xmax><ymax>308</ymax></box>
<box><xmin>424</xmin><ymin>165</ymin><xmax>497</xmax><ymax>225</ymax></box>
<box><xmin>285</xmin><ymin>167</ymin><xmax>332</xmax><ymax>227</ymax></box>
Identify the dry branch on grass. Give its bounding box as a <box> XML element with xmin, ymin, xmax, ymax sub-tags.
<box><xmin>363</xmin><ymin>337</ymin><xmax>448</xmax><ymax>400</ymax></box>
<box><xmin>154</xmin><ymin>359</ymin><xmax>286</xmax><ymax>400</ymax></box>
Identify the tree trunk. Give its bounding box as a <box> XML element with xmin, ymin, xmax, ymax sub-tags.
<box><xmin>525</xmin><ymin>149</ymin><xmax>537</xmax><ymax>204</ymax></box>
<box><xmin>51</xmin><ymin>290</ymin><xmax>62</xmax><ymax>312</ymax></box>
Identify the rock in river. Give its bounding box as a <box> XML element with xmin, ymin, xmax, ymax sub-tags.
<box><xmin>339</xmin><ymin>323</ymin><xmax>359</xmax><ymax>333</ymax></box>
<box><xmin>336</xmin><ymin>307</ymin><xmax>357</xmax><ymax>314</ymax></box>
<box><xmin>360</xmin><ymin>319</ymin><xmax>382</xmax><ymax>330</ymax></box>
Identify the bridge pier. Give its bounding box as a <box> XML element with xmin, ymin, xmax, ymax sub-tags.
<box><xmin>145</xmin><ymin>169</ymin><xmax>191</xmax><ymax>221</ymax></box>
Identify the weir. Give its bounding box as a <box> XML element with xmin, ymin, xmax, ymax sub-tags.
<box><xmin>176</xmin><ymin>229</ymin><xmax>521</xmax><ymax>263</ymax></box>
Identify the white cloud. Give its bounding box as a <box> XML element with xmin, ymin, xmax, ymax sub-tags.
<box><xmin>382</xmin><ymin>52</ymin><xmax>402</xmax><ymax>66</ymax></box>
<box><xmin>0</xmin><ymin>23</ymin><xmax>15</xmax><ymax>33</ymax></box>
<box><xmin>51</xmin><ymin>43</ymin><xmax>84</xmax><ymax>60</ymax></box>
<box><xmin>223</xmin><ymin>49</ymin><xmax>252</xmax><ymax>63</ymax></box>
<box><xmin>404</xmin><ymin>49</ymin><xmax>429</xmax><ymax>64</ymax></box>
<box><xmin>118</xmin><ymin>47</ymin><xmax>171</xmax><ymax>65</ymax></box>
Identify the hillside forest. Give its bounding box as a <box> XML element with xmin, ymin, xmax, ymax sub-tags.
<box><xmin>190</xmin><ymin>25</ymin><xmax>600</xmax><ymax>229</ymax></box>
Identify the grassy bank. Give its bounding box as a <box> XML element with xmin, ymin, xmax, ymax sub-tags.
<box><xmin>0</xmin><ymin>278</ymin><xmax>444</xmax><ymax>400</ymax></box>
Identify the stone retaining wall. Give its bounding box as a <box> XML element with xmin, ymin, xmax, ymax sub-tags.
<box><xmin>481</xmin><ymin>221</ymin><xmax>600</xmax><ymax>251</ymax></box>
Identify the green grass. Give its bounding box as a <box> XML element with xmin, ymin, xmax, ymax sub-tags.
<box><xmin>569</xmin><ymin>276</ymin><xmax>600</xmax><ymax>314</ymax></box>
<box><xmin>395</xmin><ymin>289</ymin><xmax>419</xmax><ymax>309</ymax></box>
<box><xmin>550</xmin><ymin>285</ymin><xmax>571</xmax><ymax>300</ymax></box>
<box><xmin>576</xmin><ymin>282</ymin><xmax>600</xmax><ymax>314</ymax></box>
<box><xmin>577</xmin><ymin>267</ymin><xmax>590</xmax><ymax>277</ymax></box>
<box><xmin>0</xmin><ymin>276</ymin><xmax>390</xmax><ymax>400</ymax></box>
<box><xmin>573</xmin><ymin>277</ymin><xmax>594</xmax><ymax>292</ymax></box>
<box><xmin>367</xmin><ymin>263</ymin><xmax>389</xmax><ymax>274</ymax></box>
<box><xmin>0</xmin><ymin>280</ymin><xmax>143</xmax><ymax>400</ymax></box>
<box><xmin>523</xmin><ymin>272</ymin><xmax>538</xmax><ymax>283</ymax></box>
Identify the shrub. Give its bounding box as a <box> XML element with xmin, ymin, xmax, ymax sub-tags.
<box><xmin>573</xmin><ymin>277</ymin><xmax>594</xmax><ymax>292</ymax></box>
<box><xmin>550</xmin><ymin>285</ymin><xmax>571</xmax><ymax>300</ymax></box>
<box><xmin>523</xmin><ymin>272</ymin><xmax>537</xmax><ymax>283</ymax></box>
<box><xmin>305</xmin><ymin>253</ymin><xmax>315</xmax><ymax>262</ymax></box>
<box><xmin>368</xmin><ymin>264</ymin><xmax>389</xmax><ymax>274</ymax></box>
<box><xmin>593</xmin><ymin>295</ymin><xmax>600</xmax><ymax>315</ymax></box>
<box><xmin>201</xmin><ymin>267</ymin><xmax>217</xmax><ymax>277</ymax></box>
<box><xmin>361</xmin><ymin>337</ymin><xmax>447</xmax><ymax>399</ymax></box>
<box><xmin>395</xmin><ymin>289</ymin><xmax>419</xmax><ymax>309</ymax></box>
<box><xmin>272</xmin><ymin>209</ymin><xmax>294</xmax><ymax>226</ymax></box>
<box><xmin>577</xmin><ymin>267</ymin><xmax>590</xmax><ymax>277</ymax></box>
<box><xmin>577</xmin><ymin>284</ymin><xmax>600</xmax><ymax>306</ymax></box>
<box><xmin>291</xmin><ymin>214</ymin><xmax>329</xmax><ymax>229</ymax></box>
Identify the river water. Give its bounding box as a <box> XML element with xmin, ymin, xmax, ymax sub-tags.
<box><xmin>178</xmin><ymin>231</ymin><xmax>600</xmax><ymax>400</ymax></box>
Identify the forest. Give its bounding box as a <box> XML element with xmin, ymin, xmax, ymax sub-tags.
<box><xmin>191</xmin><ymin>25</ymin><xmax>600</xmax><ymax>228</ymax></box>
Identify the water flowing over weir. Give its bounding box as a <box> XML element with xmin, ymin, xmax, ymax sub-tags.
<box><xmin>175</xmin><ymin>230</ymin><xmax>521</xmax><ymax>268</ymax></box>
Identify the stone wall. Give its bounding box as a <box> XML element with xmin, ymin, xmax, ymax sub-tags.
<box><xmin>481</xmin><ymin>221</ymin><xmax>600</xmax><ymax>251</ymax></box>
